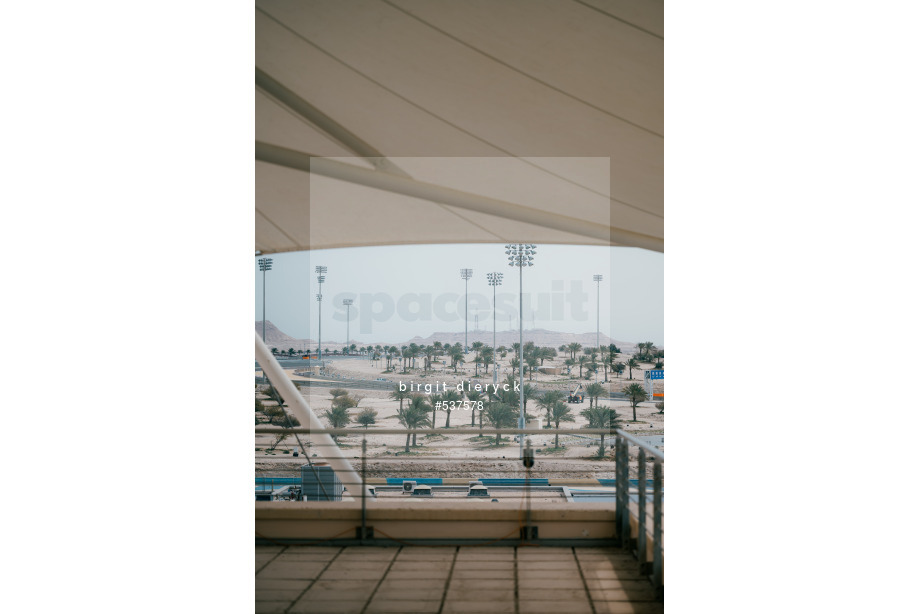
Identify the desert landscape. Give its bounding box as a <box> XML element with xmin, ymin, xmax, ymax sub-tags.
<box><xmin>255</xmin><ymin>323</ymin><xmax>663</xmax><ymax>482</ymax></box>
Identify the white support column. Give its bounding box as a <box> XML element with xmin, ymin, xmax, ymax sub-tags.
<box><xmin>255</xmin><ymin>332</ymin><xmax>371</xmax><ymax>498</ymax></box>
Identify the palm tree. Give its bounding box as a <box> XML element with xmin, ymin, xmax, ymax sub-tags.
<box><xmin>389</xmin><ymin>385</ymin><xmax>410</xmax><ymax>413</ymax></box>
<box><xmin>497</xmin><ymin>374</ymin><xmax>520</xmax><ymax>407</ymax></box>
<box><xmin>539</xmin><ymin>347</ymin><xmax>556</xmax><ymax>365</ymax></box>
<box><xmin>578</xmin><ymin>355</ymin><xmax>588</xmax><ymax>378</ymax></box>
<box><xmin>585</xmin><ymin>382</ymin><xmax>605</xmax><ymax>408</ymax></box>
<box><xmin>581</xmin><ymin>405</ymin><xmax>623</xmax><ymax>457</ymax></box>
<box><xmin>401</xmin><ymin>346</ymin><xmax>410</xmax><ymax>372</ymax></box>
<box><xmin>450</xmin><ymin>347</ymin><xmax>465</xmax><ymax>373</ymax></box>
<box><xmin>548</xmin><ymin>401</ymin><xmax>575</xmax><ymax>448</ymax></box>
<box><xmin>481</xmin><ymin>346</ymin><xmax>494</xmax><ymax>374</ymax></box>
<box><xmin>623</xmin><ymin>383</ymin><xmax>648</xmax><ymax>422</ymax></box>
<box><xmin>396</xmin><ymin>401</ymin><xmax>430</xmax><ymax>452</ymax></box>
<box><xmin>605</xmin><ymin>349</ymin><xmax>619</xmax><ymax>382</ymax></box>
<box><xmin>564</xmin><ymin>358</ymin><xmax>576</xmax><ymax>375</ymax></box>
<box><xmin>567</xmin><ymin>342</ymin><xmax>582</xmax><ymax>359</ymax></box>
<box><xmin>429</xmin><ymin>393</ymin><xmax>442</xmax><ymax>430</ymax></box>
<box><xmin>525</xmin><ymin>355</ymin><xmax>539</xmax><ymax>380</ymax></box>
<box><xmin>483</xmin><ymin>402</ymin><xmax>517</xmax><ymax>445</ymax></box>
<box><xmin>586</xmin><ymin>361</ymin><xmax>599</xmax><ymax>380</ymax></box>
<box><xmin>522</xmin><ymin>383</ymin><xmax>537</xmax><ymax>413</ymax></box>
<box><xmin>466</xmin><ymin>388</ymin><xmax>483</xmax><ymax>426</ymax></box>
<box><xmin>613</xmin><ymin>362</ymin><xmax>625</xmax><ymax>378</ymax></box>
<box><xmin>473</xmin><ymin>351</ymin><xmax>482</xmax><ymax>376</ymax></box>
<box><xmin>626</xmin><ymin>358</ymin><xmax>640</xmax><ymax>380</ymax></box>
<box><xmin>442</xmin><ymin>389</ymin><xmax>462</xmax><ymax>428</ymax></box>
<box><xmin>537</xmin><ymin>390</ymin><xmax>565</xmax><ymax>425</ymax></box>
<box><xmin>423</xmin><ymin>345</ymin><xmax>436</xmax><ymax>372</ymax></box>
<box><xmin>407</xmin><ymin>395</ymin><xmax>431</xmax><ymax>446</ymax></box>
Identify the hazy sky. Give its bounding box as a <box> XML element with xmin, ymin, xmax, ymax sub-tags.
<box><xmin>255</xmin><ymin>244</ymin><xmax>663</xmax><ymax>346</ymax></box>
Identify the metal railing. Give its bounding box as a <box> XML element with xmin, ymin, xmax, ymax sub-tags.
<box><xmin>615</xmin><ymin>429</ymin><xmax>664</xmax><ymax>595</ymax></box>
<box><xmin>255</xmin><ymin>426</ymin><xmax>663</xmax><ymax>595</ymax></box>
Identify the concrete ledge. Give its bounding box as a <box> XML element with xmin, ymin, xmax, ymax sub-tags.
<box><xmin>256</xmin><ymin>501</ymin><xmax>616</xmax><ymax>541</ymax></box>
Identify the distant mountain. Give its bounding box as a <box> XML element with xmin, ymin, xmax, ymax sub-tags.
<box><xmin>256</xmin><ymin>321</ymin><xmax>315</xmax><ymax>351</ymax></box>
<box><xmin>257</xmin><ymin>321</ymin><xmax>644</xmax><ymax>354</ymax></box>
<box><xmin>400</xmin><ymin>329</ymin><xmax>638</xmax><ymax>353</ymax></box>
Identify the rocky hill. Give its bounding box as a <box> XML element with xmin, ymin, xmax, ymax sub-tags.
<box><xmin>256</xmin><ymin>321</ymin><xmax>315</xmax><ymax>351</ymax></box>
<box><xmin>257</xmin><ymin>321</ymin><xmax>645</xmax><ymax>354</ymax></box>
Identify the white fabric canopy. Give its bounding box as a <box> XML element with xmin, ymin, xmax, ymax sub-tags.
<box><xmin>255</xmin><ymin>0</ymin><xmax>663</xmax><ymax>254</ymax></box>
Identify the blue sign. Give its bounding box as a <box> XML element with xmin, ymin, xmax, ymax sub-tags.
<box><xmin>647</xmin><ymin>369</ymin><xmax>664</xmax><ymax>380</ymax></box>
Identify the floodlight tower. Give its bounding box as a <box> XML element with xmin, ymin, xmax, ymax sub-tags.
<box><xmin>258</xmin><ymin>257</ymin><xmax>273</xmax><ymax>346</ymax></box>
<box><xmin>486</xmin><ymin>272</ymin><xmax>503</xmax><ymax>385</ymax></box>
<box><xmin>343</xmin><ymin>298</ymin><xmax>354</xmax><ymax>354</ymax></box>
<box><xmin>316</xmin><ymin>266</ymin><xmax>327</xmax><ymax>365</ymax></box>
<box><xmin>594</xmin><ymin>274</ymin><xmax>603</xmax><ymax>384</ymax></box>
<box><xmin>506</xmin><ymin>244</ymin><xmax>535</xmax><ymax>457</ymax></box>
<box><xmin>460</xmin><ymin>268</ymin><xmax>473</xmax><ymax>352</ymax></box>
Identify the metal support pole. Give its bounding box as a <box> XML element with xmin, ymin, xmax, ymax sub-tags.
<box><xmin>318</xmin><ymin>283</ymin><xmax>322</xmax><ymax>364</ymax></box>
<box><xmin>262</xmin><ymin>266</ymin><xmax>266</xmax><ymax>344</ymax></box>
<box><xmin>653</xmin><ymin>458</ymin><xmax>663</xmax><ymax>594</ymax></box>
<box><xmin>637</xmin><ymin>449</ymin><xmax>648</xmax><ymax>571</ymax></box>
<box><xmin>360</xmin><ymin>437</ymin><xmax>370</xmax><ymax>541</ymax></box>
<box><xmin>620</xmin><ymin>438</ymin><xmax>631</xmax><ymax>549</ymax></box>
<box><xmin>595</xmin><ymin>276</ymin><xmax>600</xmax><ymax>384</ymax></box>
<box><xmin>523</xmin><ymin>437</ymin><xmax>535</xmax><ymax>541</ymax></box>
<box><xmin>488</xmin><ymin>272</ymin><xmax>502</xmax><ymax>386</ymax></box>
<box><xmin>614</xmin><ymin>436</ymin><xmax>622</xmax><ymax>538</ymax></box>
<box><xmin>518</xmin><ymin>263</ymin><xmax>524</xmax><ymax>458</ymax></box>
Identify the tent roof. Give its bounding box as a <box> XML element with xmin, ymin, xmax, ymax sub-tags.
<box><xmin>255</xmin><ymin>0</ymin><xmax>663</xmax><ymax>254</ymax></box>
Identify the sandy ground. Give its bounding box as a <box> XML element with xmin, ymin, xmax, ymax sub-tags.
<box><xmin>256</xmin><ymin>350</ymin><xmax>663</xmax><ymax>480</ymax></box>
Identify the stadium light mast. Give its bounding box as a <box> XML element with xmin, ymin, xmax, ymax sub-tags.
<box><xmin>343</xmin><ymin>298</ymin><xmax>354</xmax><ymax>354</ymax></box>
<box><xmin>594</xmin><ymin>274</ymin><xmax>603</xmax><ymax>384</ymax></box>
<box><xmin>486</xmin><ymin>272</ymin><xmax>503</xmax><ymax>385</ymax></box>
<box><xmin>258</xmin><ymin>257</ymin><xmax>273</xmax><ymax>347</ymax></box>
<box><xmin>316</xmin><ymin>266</ymin><xmax>327</xmax><ymax>367</ymax></box>
<box><xmin>506</xmin><ymin>244</ymin><xmax>535</xmax><ymax>457</ymax></box>
<box><xmin>460</xmin><ymin>268</ymin><xmax>473</xmax><ymax>352</ymax></box>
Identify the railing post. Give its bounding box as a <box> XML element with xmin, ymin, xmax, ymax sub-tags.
<box><xmin>620</xmin><ymin>437</ymin><xmax>631</xmax><ymax>550</ymax></box>
<box><xmin>653</xmin><ymin>457</ymin><xmax>663</xmax><ymax>596</ymax></box>
<box><xmin>637</xmin><ymin>448</ymin><xmax>648</xmax><ymax>572</ymax></box>
<box><xmin>360</xmin><ymin>437</ymin><xmax>367</xmax><ymax>541</ymax></box>
<box><xmin>614</xmin><ymin>435</ymin><xmax>622</xmax><ymax>542</ymax></box>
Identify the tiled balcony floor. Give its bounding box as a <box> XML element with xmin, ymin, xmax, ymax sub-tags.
<box><xmin>256</xmin><ymin>545</ymin><xmax>662</xmax><ymax>613</ymax></box>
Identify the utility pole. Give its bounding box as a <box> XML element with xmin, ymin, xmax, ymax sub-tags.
<box><xmin>460</xmin><ymin>268</ymin><xmax>473</xmax><ymax>352</ymax></box>
<box><xmin>594</xmin><ymin>274</ymin><xmax>603</xmax><ymax>384</ymax></box>
<box><xmin>506</xmin><ymin>244</ymin><xmax>535</xmax><ymax>458</ymax></box>
<box><xmin>316</xmin><ymin>266</ymin><xmax>327</xmax><ymax>367</ymax></box>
